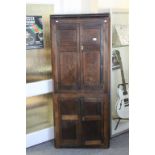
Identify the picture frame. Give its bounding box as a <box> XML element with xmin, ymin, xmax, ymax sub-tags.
<box><xmin>26</xmin><ymin>16</ymin><xmax>44</xmax><ymax>50</ymax></box>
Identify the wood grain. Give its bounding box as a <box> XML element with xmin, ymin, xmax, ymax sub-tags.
<box><xmin>51</xmin><ymin>13</ymin><xmax>110</xmax><ymax>148</ymax></box>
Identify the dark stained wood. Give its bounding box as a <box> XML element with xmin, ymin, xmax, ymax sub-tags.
<box><xmin>61</xmin><ymin>121</ymin><xmax>77</xmax><ymax>140</ymax></box>
<box><xmin>55</xmin><ymin>23</ymin><xmax>80</xmax><ymax>91</ymax></box>
<box><xmin>85</xmin><ymin>140</ymin><xmax>102</xmax><ymax>145</ymax></box>
<box><xmin>81</xmin><ymin>97</ymin><xmax>102</xmax><ymax>116</ymax></box>
<box><xmin>81</xmin><ymin>120</ymin><xmax>102</xmax><ymax>143</ymax></box>
<box><xmin>50</xmin><ymin>13</ymin><xmax>110</xmax><ymax>148</ymax></box>
<box><xmin>52</xmin><ymin>93</ymin><xmax>109</xmax><ymax>148</ymax></box>
<box><xmin>60</xmin><ymin>97</ymin><xmax>80</xmax><ymax>115</ymax></box>
<box><xmin>50</xmin><ymin>13</ymin><xmax>110</xmax><ymax>19</ymax></box>
<box><xmin>62</xmin><ymin>115</ymin><xmax>79</xmax><ymax>121</ymax></box>
<box><xmin>82</xmin><ymin>51</ymin><xmax>102</xmax><ymax>89</ymax></box>
<box><xmin>53</xmin><ymin>94</ymin><xmax>81</xmax><ymax>147</ymax></box>
<box><xmin>82</xmin><ymin>115</ymin><xmax>101</xmax><ymax>121</ymax></box>
<box><xmin>57</xmin><ymin>24</ymin><xmax>78</xmax><ymax>52</ymax></box>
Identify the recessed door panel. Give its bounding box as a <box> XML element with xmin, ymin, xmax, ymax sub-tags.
<box><xmin>61</xmin><ymin>121</ymin><xmax>77</xmax><ymax>140</ymax></box>
<box><xmin>81</xmin><ymin>121</ymin><xmax>102</xmax><ymax>145</ymax></box>
<box><xmin>57</xmin><ymin>24</ymin><xmax>78</xmax><ymax>52</ymax></box>
<box><xmin>81</xmin><ymin>26</ymin><xmax>101</xmax><ymax>52</ymax></box>
<box><xmin>60</xmin><ymin>98</ymin><xmax>80</xmax><ymax>115</ymax></box>
<box><xmin>59</xmin><ymin>52</ymin><xmax>79</xmax><ymax>90</ymax></box>
<box><xmin>82</xmin><ymin>52</ymin><xmax>101</xmax><ymax>88</ymax></box>
<box><xmin>82</xmin><ymin>99</ymin><xmax>102</xmax><ymax>116</ymax></box>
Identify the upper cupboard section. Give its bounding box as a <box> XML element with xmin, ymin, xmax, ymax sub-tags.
<box><xmin>51</xmin><ymin>15</ymin><xmax>110</xmax><ymax>92</ymax></box>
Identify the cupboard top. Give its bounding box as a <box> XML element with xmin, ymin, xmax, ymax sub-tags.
<box><xmin>50</xmin><ymin>13</ymin><xmax>110</xmax><ymax>19</ymax></box>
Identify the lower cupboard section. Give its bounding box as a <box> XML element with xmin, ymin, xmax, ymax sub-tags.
<box><xmin>53</xmin><ymin>93</ymin><xmax>110</xmax><ymax>148</ymax></box>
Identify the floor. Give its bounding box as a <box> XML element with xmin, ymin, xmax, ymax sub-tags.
<box><xmin>27</xmin><ymin>132</ymin><xmax>129</xmax><ymax>155</ymax></box>
<box><xmin>112</xmin><ymin>119</ymin><xmax>129</xmax><ymax>135</ymax></box>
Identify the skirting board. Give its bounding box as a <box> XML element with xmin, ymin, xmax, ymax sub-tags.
<box><xmin>26</xmin><ymin>127</ymin><xmax>54</xmax><ymax>148</ymax></box>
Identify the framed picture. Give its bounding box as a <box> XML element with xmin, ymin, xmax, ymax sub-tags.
<box><xmin>26</xmin><ymin>16</ymin><xmax>44</xmax><ymax>50</ymax></box>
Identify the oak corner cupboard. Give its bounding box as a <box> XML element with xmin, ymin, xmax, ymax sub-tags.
<box><xmin>50</xmin><ymin>13</ymin><xmax>111</xmax><ymax>148</ymax></box>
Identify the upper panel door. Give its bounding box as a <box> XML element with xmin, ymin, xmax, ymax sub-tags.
<box><xmin>53</xmin><ymin>22</ymin><xmax>80</xmax><ymax>91</ymax></box>
<box><xmin>80</xmin><ymin>22</ymin><xmax>104</xmax><ymax>90</ymax></box>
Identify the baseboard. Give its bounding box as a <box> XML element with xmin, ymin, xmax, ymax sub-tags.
<box><xmin>26</xmin><ymin>127</ymin><xmax>54</xmax><ymax>148</ymax></box>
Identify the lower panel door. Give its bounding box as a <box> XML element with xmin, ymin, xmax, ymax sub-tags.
<box><xmin>54</xmin><ymin>94</ymin><xmax>109</xmax><ymax>148</ymax></box>
<box><xmin>59</xmin><ymin>97</ymin><xmax>81</xmax><ymax>147</ymax></box>
<box><xmin>81</xmin><ymin>97</ymin><xmax>104</xmax><ymax>146</ymax></box>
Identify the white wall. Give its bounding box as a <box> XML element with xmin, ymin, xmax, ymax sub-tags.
<box><xmin>26</xmin><ymin>0</ymin><xmax>129</xmax><ymax>13</ymax></box>
<box><xmin>111</xmin><ymin>11</ymin><xmax>129</xmax><ymax>135</ymax></box>
<box><xmin>111</xmin><ymin>12</ymin><xmax>129</xmax><ymax>117</ymax></box>
<box><xmin>98</xmin><ymin>0</ymin><xmax>129</xmax><ymax>10</ymax></box>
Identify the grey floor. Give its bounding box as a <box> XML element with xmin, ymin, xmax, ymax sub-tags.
<box><xmin>27</xmin><ymin>132</ymin><xmax>129</xmax><ymax>155</ymax></box>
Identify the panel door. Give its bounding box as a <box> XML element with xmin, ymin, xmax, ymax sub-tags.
<box><xmin>58</xmin><ymin>97</ymin><xmax>81</xmax><ymax>147</ymax></box>
<box><xmin>81</xmin><ymin>97</ymin><xmax>104</xmax><ymax>146</ymax></box>
<box><xmin>54</xmin><ymin>23</ymin><xmax>80</xmax><ymax>91</ymax></box>
<box><xmin>80</xmin><ymin>22</ymin><xmax>104</xmax><ymax>90</ymax></box>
